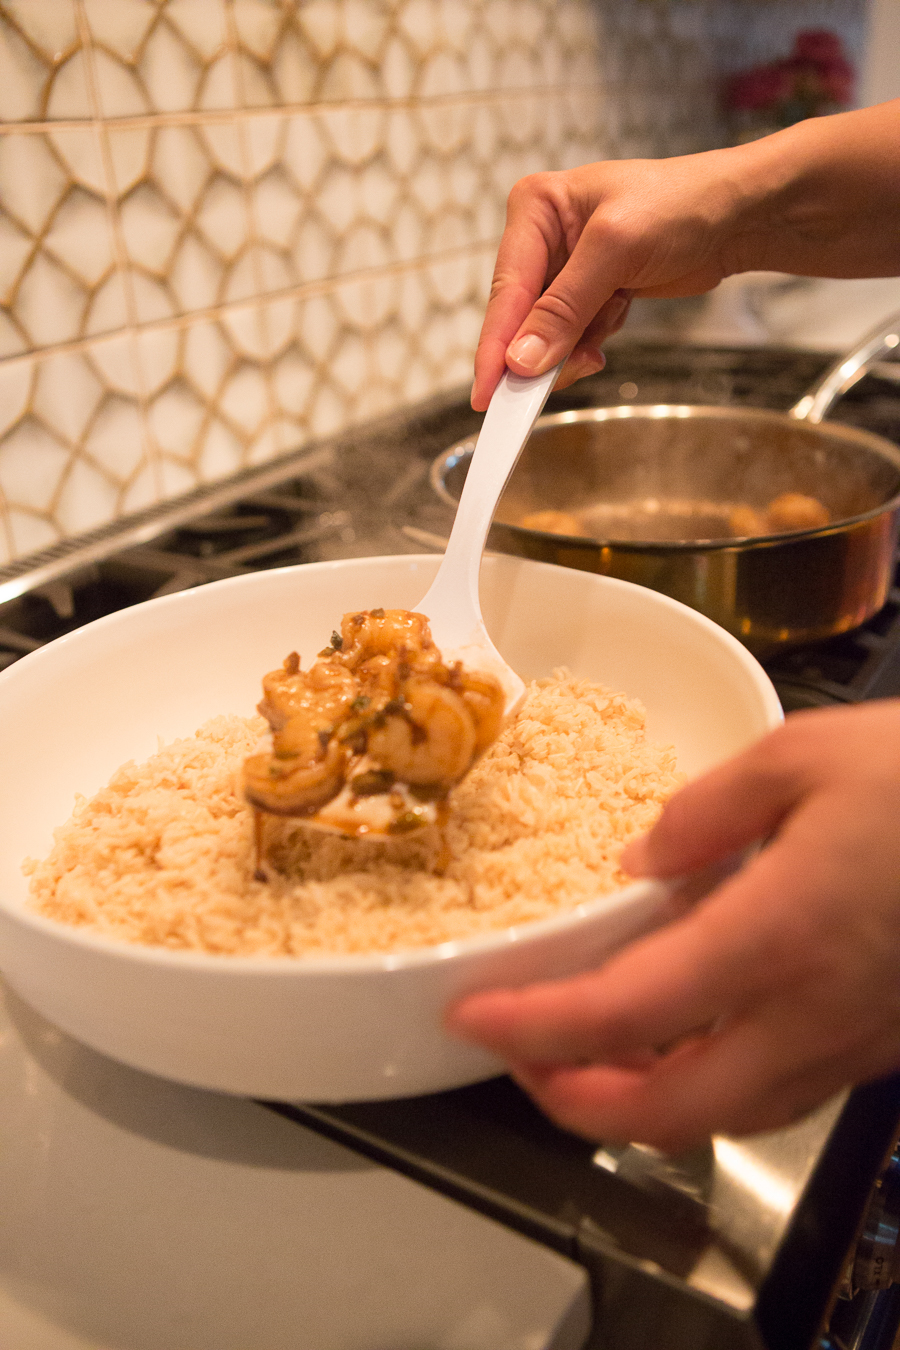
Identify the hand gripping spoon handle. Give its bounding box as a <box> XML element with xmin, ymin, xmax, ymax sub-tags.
<box><xmin>416</xmin><ymin>363</ymin><xmax>563</xmax><ymax>714</ymax></box>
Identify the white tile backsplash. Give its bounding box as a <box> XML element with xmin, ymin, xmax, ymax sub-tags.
<box><xmin>0</xmin><ymin>0</ymin><xmax>869</xmax><ymax>565</ymax></box>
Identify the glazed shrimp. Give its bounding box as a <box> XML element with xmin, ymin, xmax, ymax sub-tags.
<box><xmin>367</xmin><ymin>678</ymin><xmax>477</xmax><ymax>786</ymax></box>
<box><xmin>243</xmin><ymin>738</ymin><xmax>349</xmax><ymax>816</ymax></box>
<box><xmin>244</xmin><ymin>610</ymin><xmax>509</xmax><ymax>840</ymax></box>
<box><xmin>259</xmin><ymin>655</ymin><xmax>357</xmax><ymax>731</ymax></box>
<box><xmin>454</xmin><ymin>669</ymin><xmax>506</xmax><ymax>757</ymax></box>
<box><xmin>338</xmin><ymin>609</ymin><xmax>439</xmax><ymax>670</ymax></box>
<box><xmin>248</xmin><ymin>655</ymin><xmax>357</xmax><ymax>815</ymax></box>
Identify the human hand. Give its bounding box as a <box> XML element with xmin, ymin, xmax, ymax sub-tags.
<box><xmin>470</xmin><ymin>149</ymin><xmax>748</xmax><ymax>410</ymax></box>
<box><xmin>446</xmin><ymin>701</ymin><xmax>900</xmax><ymax>1151</ymax></box>
<box><xmin>471</xmin><ymin>100</ymin><xmax>900</xmax><ymax>411</ymax></box>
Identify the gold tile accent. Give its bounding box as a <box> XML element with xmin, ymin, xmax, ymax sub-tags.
<box><xmin>0</xmin><ymin>127</ymin><xmax>125</xmax><ymax>352</ymax></box>
<box><xmin>0</xmin><ymin>0</ymin><xmax>86</xmax><ymax>122</ymax></box>
<box><xmin>106</xmin><ymin>120</ymin><xmax>254</xmax><ymax>322</ymax></box>
<box><xmin>134</xmin><ymin>306</ymin><xmax>285</xmax><ymax>492</ymax></box>
<box><xmin>83</xmin><ymin>0</ymin><xmax>234</xmax><ymax>114</ymax></box>
<box><xmin>0</xmin><ymin>331</ymin><xmax>157</xmax><ymax>557</ymax></box>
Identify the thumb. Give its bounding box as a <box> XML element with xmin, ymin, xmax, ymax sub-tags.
<box><xmin>507</xmin><ymin>290</ymin><xmax>632</xmax><ymax>377</ymax></box>
<box><xmin>621</xmin><ymin>729</ymin><xmax>807</xmax><ymax>879</ymax></box>
<box><xmin>504</xmin><ymin>231</ymin><xmax>635</xmax><ymax>376</ymax></box>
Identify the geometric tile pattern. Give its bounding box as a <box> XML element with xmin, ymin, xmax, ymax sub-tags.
<box><xmin>0</xmin><ymin>0</ymin><xmax>867</xmax><ymax>564</ymax></box>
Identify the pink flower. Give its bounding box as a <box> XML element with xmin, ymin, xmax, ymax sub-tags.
<box><xmin>728</xmin><ymin>62</ymin><xmax>792</xmax><ymax>112</ymax></box>
<box><xmin>725</xmin><ymin>28</ymin><xmax>855</xmax><ymax>118</ymax></box>
<box><xmin>792</xmin><ymin>29</ymin><xmax>846</xmax><ymax>64</ymax></box>
<box><xmin>787</xmin><ymin>29</ymin><xmax>856</xmax><ymax>106</ymax></box>
<box><xmin>818</xmin><ymin>63</ymin><xmax>855</xmax><ymax>105</ymax></box>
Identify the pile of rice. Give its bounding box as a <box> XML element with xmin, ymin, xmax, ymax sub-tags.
<box><xmin>25</xmin><ymin>672</ymin><xmax>684</xmax><ymax>957</ymax></box>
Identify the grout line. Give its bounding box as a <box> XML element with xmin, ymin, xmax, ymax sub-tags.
<box><xmin>70</xmin><ymin>0</ymin><xmax>165</xmax><ymax>501</ymax></box>
<box><xmin>0</xmin><ymin>483</ymin><xmax>14</xmax><ymax>566</ymax></box>
<box><xmin>0</xmin><ymin>82</ymin><xmax>607</xmax><ymax>136</ymax></box>
<box><xmin>73</xmin><ymin>2</ymin><xmax>139</xmax><ymax>327</ymax></box>
<box><xmin>0</xmin><ymin>239</ymin><xmax>501</xmax><ymax>373</ymax></box>
<box><xmin>1</xmin><ymin>4</ymin><xmax>121</xmax><ymax>362</ymax></box>
<box><xmin>223</xmin><ymin>0</ymin><xmax>284</xmax><ymax>460</ymax></box>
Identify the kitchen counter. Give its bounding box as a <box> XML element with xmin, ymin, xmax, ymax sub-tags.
<box><xmin>0</xmin><ymin>978</ymin><xmax>590</xmax><ymax>1350</ymax></box>
<box><xmin>618</xmin><ymin>276</ymin><xmax>900</xmax><ymax>352</ymax></box>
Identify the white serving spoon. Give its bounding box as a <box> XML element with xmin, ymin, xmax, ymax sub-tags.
<box><xmin>416</xmin><ymin>361</ymin><xmax>564</xmax><ymax>714</ymax></box>
<box><xmin>296</xmin><ymin>363</ymin><xmax>563</xmax><ymax>839</ymax></box>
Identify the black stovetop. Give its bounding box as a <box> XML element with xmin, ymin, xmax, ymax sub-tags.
<box><xmin>3</xmin><ymin>343</ymin><xmax>899</xmax><ymax>703</ymax></box>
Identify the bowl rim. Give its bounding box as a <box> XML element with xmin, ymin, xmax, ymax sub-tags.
<box><xmin>0</xmin><ymin>553</ymin><xmax>782</xmax><ymax>976</ymax></box>
<box><xmin>1</xmin><ymin>872</ymin><xmax>678</xmax><ymax>974</ymax></box>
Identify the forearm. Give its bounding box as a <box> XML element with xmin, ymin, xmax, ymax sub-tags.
<box><xmin>722</xmin><ymin>99</ymin><xmax>900</xmax><ymax>279</ymax></box>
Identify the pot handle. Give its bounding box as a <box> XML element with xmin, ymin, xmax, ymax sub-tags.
<box><xmin>790</xmin><ymin>309</ymin><xmax>900</xmax><ymax>423</ymax></box>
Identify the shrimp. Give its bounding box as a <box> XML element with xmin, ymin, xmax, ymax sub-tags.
<box><xmin>728</xmin><ymin>505</ymin><xmax>768</xmax><ymax>538</ymax></box>
<box><xmin>247</xmin><ymin>658</ymin><xmax>357</xmax><ymax>815</ymax></box>
<box><xmin>338</xmin><ymin>609</ymin><xmax>439</xmax><ymax>671</ymax></box>
<box><xmin>367</xmin><ymin>678</ymin><xmax>477</xmax><ymax>786</ymax></box>
<box><xmin>520</xmin><ymin>508</ymin><xmax>584</xmax><ymax>537</ymax></box>
<box><xmin>243</xmin><ymin>737</ymin><xmax>348</xmax><ymax>816</ymax></box>
<box><xmin>765</xmin><ymin>492</ymin><xmax>830</xmax><ymax>532</ymax></box>
<box><xmin>454</xmin><ymin>669</ymin><xmax>506</xmax><ymax>757</ymax></box>
<box><xmin>355</xmin><ymin>653</ymin><xmax>403</xmax><ymax>696</ymax></box>
<box><xmin>258</xmin><ymin>655</ymin><xmax>357</xmax><ymax>731</ymax></box>
<box><xmin>244</xmin><ymin>610</ymin><xmax>508</xmax><ymax>843</ymax></box>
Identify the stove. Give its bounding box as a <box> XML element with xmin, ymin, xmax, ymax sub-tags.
<box><xmin>3</xmin><ymin>346</ymin><xmax>897</xmax><ymax>703</ymax></box>
<box><xmin>2</xmin><ymin>344</ymin><xmax>899</xmax><ymax>1350</ymax></box>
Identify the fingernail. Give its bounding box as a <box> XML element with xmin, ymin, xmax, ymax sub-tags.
<box><xmin>507</xmin><ymin>333</ymin><xmax>550</xmax><ymax>371</ymax></box>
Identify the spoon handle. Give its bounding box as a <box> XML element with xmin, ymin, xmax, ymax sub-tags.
<box><xmin>419</xmin><ymin>364</ymin><xmax>562</xmax><ymax>650</ymax></box>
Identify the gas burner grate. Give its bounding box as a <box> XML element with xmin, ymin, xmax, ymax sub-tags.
<box><xmin>2</xmin><ymin>347</ymin><xmax>899</xmax><ymax>712</ymax></box>
<box><xmin>765</xmin><ymin>564</ymin><xmax>900</xmax><ymax>710</ymax></box>
<box><xmin>0</xmin><ymin>494</ymin><xmax>353</xmax><ymax>672</ymax></box>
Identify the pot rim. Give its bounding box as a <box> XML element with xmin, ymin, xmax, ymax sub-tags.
<box><xmin>431</xmin><ymin>403</ymin><xmax>900</xmax><ymax>553</ymax></box>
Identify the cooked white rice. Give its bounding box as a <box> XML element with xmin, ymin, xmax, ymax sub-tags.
<box><xmin>25</xmin><ymin>672</ymin><xmax>684</xmax><ymax>956</ymax></box>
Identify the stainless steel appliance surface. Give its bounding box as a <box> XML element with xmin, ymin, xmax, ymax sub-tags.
<box><xmin>2</xmin><ymin>343</ymin><xmax>900</xmax><ymax>1350</ymax></box>
<box><xmin>0</xmin><ymin>979</ymin><xmax>592</xmax><ymax>1350</ymax></box>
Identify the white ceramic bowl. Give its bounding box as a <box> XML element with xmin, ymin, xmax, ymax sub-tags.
<box><xmin>0</xmin><ymin>554</ymin><xmax>782</xmax><ymax>1102</ymax></box>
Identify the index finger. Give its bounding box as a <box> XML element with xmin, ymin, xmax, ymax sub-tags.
<box><xmin>471</xmin><ymin>212</ymin><xmax>557</xmax><ymax>410</ymax></box>
<box><xmin>472</xmin><ymin>208</ymin><xmax>643</xmax><ymax>407</ymax></box>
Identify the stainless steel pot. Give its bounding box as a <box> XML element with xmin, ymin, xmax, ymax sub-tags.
<box><xmin>432</xmin><ymin>315</ymin><xmax>900</xmax><ymax>652</ymax></box>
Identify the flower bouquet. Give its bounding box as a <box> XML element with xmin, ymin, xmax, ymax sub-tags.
<box><xmin>726</xmin><ymin>29</ymin><xmax>855</xmax><ymax>140</ymax></box>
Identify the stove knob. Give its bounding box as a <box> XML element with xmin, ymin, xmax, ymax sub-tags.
<box><xmin>853</xmin><ymin>1151</ymin><xmax>900</xmax><ymax>1292</ymax></box>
